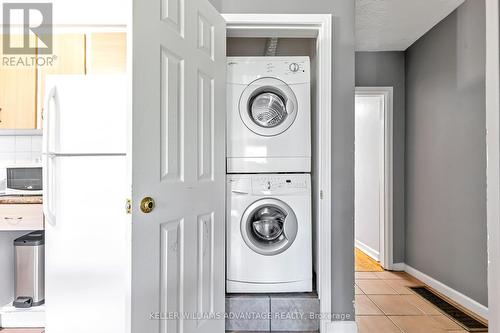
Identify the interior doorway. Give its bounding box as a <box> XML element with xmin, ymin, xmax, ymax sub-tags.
<box><xmin>354</xmin><ymin>87</ymin><xmax>394</xmax><ymax>271</ymax></box>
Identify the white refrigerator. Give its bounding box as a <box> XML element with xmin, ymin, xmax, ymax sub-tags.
<box><xmin>42</xmin><ymin>75</ymin><xmax>129</xmax><ymax>333</ymax></box>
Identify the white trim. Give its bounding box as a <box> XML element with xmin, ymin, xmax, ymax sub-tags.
<box><xmin>224</xmin><ymin>14</ymin><xmax>333</xmax><ymax>333</ymax></box>
<box><xmin>405</xmin><ymin>265</ymin><xmax>489</xmax><ymax>320</ymax></box>
<box><xmin>355</xmin><ymin>240</ymin><xmax>380</xmax><ymax>262</ymax></box>
<box><xmin>223</xmin><ymin>13</ymin><xmax>329</xmax><ymax>38</ymax></box>
<box><xmin>355</xmin><ymin>87</ymin><xmax>394</xmax><ymax>270</ymax></box>
<box><xmin>0</xmin><ymin>129</ymin><xmax>42</xmax><ymax>136</ymax></box>
<box><xmin>391</xmin><ymin>262</ymin><xmax>406</xmax><ymax>271</ymax></box>
<box><xmin>326</xmin><ymin>321</ymin><xmax>358</xmax><ymax>333</ymax></box>
<box><xmin>486</xmin><ymin>0</ymin><xmax>500</xmax><ymax>331</ymax></box>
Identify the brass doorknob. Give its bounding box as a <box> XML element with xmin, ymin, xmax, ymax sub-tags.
<box><xmin>140</xmin><ymin>197</ymin><xmax>155</xmax><ymax>213</ymax></box>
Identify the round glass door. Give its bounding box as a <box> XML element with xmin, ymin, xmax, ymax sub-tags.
<box><xmin>239</xmin><ymin>78</ymin><xmax>298</xmax><ymax>137</ymax></box>
<box><xmin>249</xmin><ymin>92</ymin><xmax>287</xmax><ymax>128</ymax></box>
<box><xmin>240</xmin><ymin>198</ymin><xmax>298</xmax><ymax>256</ymax></box>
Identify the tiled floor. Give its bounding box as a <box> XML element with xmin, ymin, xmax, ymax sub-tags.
<box><xmin>354</xmin><ymin>250</ymin><xmax>487</xmax><ymax>333</ymax></box>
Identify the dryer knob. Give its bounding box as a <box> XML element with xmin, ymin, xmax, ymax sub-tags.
<box><xmin>289</xmin><ymin>63</ymin><xmax>300</xmax><ymax>72</ymax></box>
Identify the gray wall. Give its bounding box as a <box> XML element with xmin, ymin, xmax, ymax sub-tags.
<box><xmin>355</xmin><ymin>52</ymin><xmax>406</xmax><ymax>263</ymax></box>
<box><xmin>405</xmin><ymin>0</ymin><xmax>488</xmax><ymax>306</ymax></box>
<box><xmin>211</xmin><ymin>0</ymin><xmax>357</xmax><ymax>320</ymax></box>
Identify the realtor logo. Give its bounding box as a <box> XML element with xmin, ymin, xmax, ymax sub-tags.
<box><xmin>2</xmin><ymin>3</ymin><xmax>53</xmax><ymax>55</ymax></box>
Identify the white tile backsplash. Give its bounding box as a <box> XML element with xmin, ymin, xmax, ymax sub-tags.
<box><xmin>0</xmin><ymin>153</ymin><xmax>15</xmax><ymax>167</ymax></box>
<box><xmin>15</xmin><ymin>152</ymin><xmax>32</xmax><ymax>164</ymax></box>
<box><xmin>15</xmin><ymin>136</ymin><xmax>32</xmax><ymax>152</ymax></box>
<box><xmin>0</xmin><ymin>134</ymin><xmax>42</xmax><ymax>189</ymax></box>
<box><xmin>31</xmin><ymin>136</ymin><xmax>43</xmax><ymax>152</ymax></box>
<box><xmin>31</xmin><ymin>152</ymin><xmax>42</xmax><ymax>164</ymax></box>
<box><xmin>0</xmin><ymin>137</ymin><xmax>16</xmax><ymax>153</ymax></box>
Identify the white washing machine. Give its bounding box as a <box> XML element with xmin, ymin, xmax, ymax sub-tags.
<box><xmin>226</xmin><ymin>174</ymin><xmax>312</xmax><ymax>293</ymax></box>
<box><xmin>227</xmin><ymin>56</ymin><xmax>311</xmax><ymax>173</ymax></box>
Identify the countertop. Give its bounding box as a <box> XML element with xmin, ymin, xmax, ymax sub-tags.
<box><xmin>0</xmin><ymin>195</ymin><xmax>43</xmax><ymax>204</ymax></box>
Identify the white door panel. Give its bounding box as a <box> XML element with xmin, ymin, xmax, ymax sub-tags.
<box><xmin>132</xmin><ymin>0</ymin><xmax>226</xmax><ymax>331</ymax></box>
<box><xmin>355</xmin><ymin>95</ymin><xmax>384</xmax><ymax>260</ymax></box>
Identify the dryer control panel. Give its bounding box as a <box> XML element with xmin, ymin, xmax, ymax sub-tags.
<box><xmin>227</xmin><ymin>56</ymin><xmax>310</xmax><ymax>85</ymax></box>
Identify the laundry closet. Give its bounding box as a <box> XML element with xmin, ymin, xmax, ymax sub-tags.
<box><xmin>224</xmin><ymin>34</ymin><xmax>325</xmax><ymax>331</ymax></box>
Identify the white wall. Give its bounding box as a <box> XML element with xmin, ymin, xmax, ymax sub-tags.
<box><xmin>355</xmin><ymin>95</ymin><xmax>383</xmax><ymax>260</ymax></box>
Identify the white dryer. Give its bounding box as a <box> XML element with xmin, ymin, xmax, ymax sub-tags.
<box><xmin>227</xmin><ymin>57</ymin><xmax>311</xmax><ymax>173</ymax></box>
<box><xmin>226</xmin><ymin>174</ymin><xmax>312</xmax><ymax>293</ymax></box>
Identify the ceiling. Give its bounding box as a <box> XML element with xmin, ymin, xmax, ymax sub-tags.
<box><xmin>356</xmin><ymin>0</ymin><xmax>465</xmax><ymax>51</ymax></box>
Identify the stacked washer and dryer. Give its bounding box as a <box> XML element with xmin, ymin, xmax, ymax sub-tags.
<box><xmin>226</xmin><ymin>57</ymin><xmax>313</xmax><ymax>293</ymax></box>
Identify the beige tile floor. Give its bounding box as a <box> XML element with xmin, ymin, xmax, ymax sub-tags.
<box><xmin>355</xmin><ymin>270</ymin><xmax>486</xmax><ymax>333</ymax></box>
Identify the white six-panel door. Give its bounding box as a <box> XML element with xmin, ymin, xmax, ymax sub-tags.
<box><xmin>132</xmin><ymin>0</ymin><xmax>226</xmax><ymax>331</ymax></box>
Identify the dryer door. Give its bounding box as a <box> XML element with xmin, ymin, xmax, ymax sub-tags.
<box><xmin>240</xmin><ymin>198</ymin><xmax>298</xmax><ymax>256</ymax></box>
<box><xmin>239</xmin><ymin>77</ymin><xmax>298</xmax><ymax>136</ymax></box>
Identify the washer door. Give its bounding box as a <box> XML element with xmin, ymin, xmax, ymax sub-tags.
<box><xmin>240</xmin><ymin>198</ymin><xmax>298</xmax><ymax>256</ymax></box>
<box><xmin>239</xmin><ymin>77</ymin><xmax>298</xmax><ymax>137</ymax></box>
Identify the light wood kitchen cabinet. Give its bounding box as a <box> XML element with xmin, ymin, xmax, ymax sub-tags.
<box><xmin>1</xmin><ymin>32</ymin><xmax>126</xmax><ymax>129</ymax></box>
<box><xmin>39</xmin><ymin>33</ymin><xmax>87</xmax><ymax>76</ymax></box>
<box><xmin>0</xmin><ymin>36</ymin><xmax>37</xmax><ymax>129</ymax></box>
<box><xmin>0</xmin><ymin>204</ymin><xmax>44</xmax><ymax>231</ymax></box>
<box><xmin>88</xmin><ymin>32</ymin><xmax>127</xmax><ymax>73</ymax></box>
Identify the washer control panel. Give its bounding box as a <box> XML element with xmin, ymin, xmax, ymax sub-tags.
<box><xmin>251</xmin><ymin>174</ymin><xmax>310</xmax><ymax>195</ymax></box>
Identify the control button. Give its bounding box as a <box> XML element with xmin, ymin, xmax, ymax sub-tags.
<box><xmin>289</xmin><ymin>63</ymin><xmax>300</xmax><ymax>72</ymax></box>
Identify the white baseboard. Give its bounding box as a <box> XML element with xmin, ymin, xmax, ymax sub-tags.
<box><xmin>326</xmin><ymin>321</ymin><xmax>358</xmax><ymax>333</ymax></box>
<box><xmin>391</xmin><ymin>262</ymin><xmax>406</xmax><ymax>271</ymax></box>
<box><xmin>405</xmin><ymin>265</ymin><xmax>489</xmax><ymax>320</ymax></box>
<box><xmin>355</xmin><ymin>240</ymin><xmax>380</xmax><ymax>261</ymax></box>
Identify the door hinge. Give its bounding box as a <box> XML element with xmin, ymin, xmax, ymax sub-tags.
<box><xmin>125</xmin><ymin>198</ymin><xmax>132</xmax><ymax>214</ymax></box>
<box><xmin>320</xmin><ymin>190</ymin><xmax>324</xmax><ymax>200</ymax></box>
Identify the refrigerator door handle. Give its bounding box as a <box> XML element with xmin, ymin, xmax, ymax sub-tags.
<box><xmin>43</xmin><ymin>86</ymin><xmax>59</xmax><ymax>155</ymax></box>
<box><xmin>43</xmin><ymin>154</ymin><xmax>56</xmax><ymax>226</ymax></box>
<box><xmin>43</xmin><ymin>85</ymin><xmax>59</xmax><ymax>226</ymax></box>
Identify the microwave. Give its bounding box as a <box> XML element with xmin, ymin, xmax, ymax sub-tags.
<box><xmin>6</xmin><ymin>165</ymin><xmax>43</xmax><ymax>195</ymax></box>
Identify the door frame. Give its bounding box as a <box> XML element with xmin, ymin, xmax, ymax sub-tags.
<box><xmin>486</xmin><ymin>0</ymin><xmax>500</xmax><ymax>329</ymax></box>
<box><xmin>354</xmin><ymin>86</ymin><xmax>394</xmax><ymax>270</ymax></box>
<box><xmin>223</xmin><ymin>13</ymin><xmax>333</xmax><ymax>332</ymax></box>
